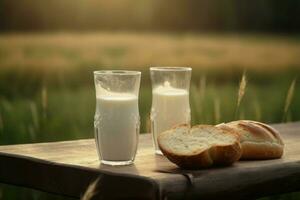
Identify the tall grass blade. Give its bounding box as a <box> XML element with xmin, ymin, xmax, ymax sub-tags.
<box><xmin>235</xmin><ymin>71</ymin><xmax>247</xmax><ymax>119</ymax></box>
<box><xmin>0</xmin><ymin>98</ymin><xmax>3</xmax><ymax>133</ymax></box>
<box><xmin>239</xmin><ymin>109</ymin><xmax>245</xmax><ymax>120</ymax></box>
<box><xmin>199</xmin><ymin>75</ymin><xmax>206</xmax><ymax>100</ymax></box>
<box><xmin>213</xmin><ymin>97</ymin><xmax>220</xmax><ymax>124</ymax></box>
<box><xmin>197</xmin><ymin>75</ymin><xmax>206</xmax><ymax>123</ymax></box>
<box><xmin>81</xmin><ymin>177</ymin><xmax>101</xmax><ymax>200</ymax></box>
<box><xmin>30</xmin><ymin>101</ymin><xmax>39</xmax><ymax>130</ymax></box>
<box><xmin>0</xmin><ymin>111</ymin><xmax>3</xmax><ymax>132</ymax></box>
<box><xmin>41</xmin><ymin>85</ymin><xmax>48</xmax><ymax>119</ymax></box>
<box><xmin>191</xmin><ymin>84</ymin><xmax>200</xmax><ymax>123</ymax></box>
<box><xmin>1</xmin><ymin>99</ymin><xmax>12</xmax><ymax>112</ymax></box>
<box><xmin>286</xmin><ymin>112</ymin><xmax>292</xmax><ymax>122</ymax></box>
<box><xmin>28</xmin><ymin>125</ymin><xmax>36</xmax><ymax>140</ymax></box>
<box><xmin>146</xmin><ymin>115</ymin><xmax>151</xmax><ymax>133</ymax></box>
<box><xmin>253</xmin><ymin>99</ymin><xmax>261</xmax><ymax>121</ymax></box>
<box><xmin>282</xmin><ymin>78</ymin><xmax>297</xmax><ymax>122</ymax></box>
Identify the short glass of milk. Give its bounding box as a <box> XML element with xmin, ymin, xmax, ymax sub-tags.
<box><xmin>94</xmin><ymin>70</ymin><xmax>141</xmax><ymax>166</ymax></box>
<box><xmin>150</xmin><ymin>67</ymin><xmax>192</xmax><ymax>155</ymax></box>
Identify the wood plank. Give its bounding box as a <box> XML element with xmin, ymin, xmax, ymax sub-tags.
<box><xmin>0</xmin><ymin>122</ymin><xmax>300</xmax><ymax>199</ymax></box>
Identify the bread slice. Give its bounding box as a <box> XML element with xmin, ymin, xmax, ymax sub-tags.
<box><xmin>217</xmin><ymin>120</ymin><xmax>284</xmax><ymax>159</ymax></box>
<box><xmin>158</xmin><ymin>125</ymin><xmax>242</xmax><ymax>169</ymax></box>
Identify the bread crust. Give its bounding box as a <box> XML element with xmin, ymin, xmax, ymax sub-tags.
<box><xmin>245</xmin><ymin>120</ymin><xmax>284</xmax><ymax>145</ymax></box>
<box><xmin>218</xmin><ymin>120</ymin><xmax>284</xmax><ymax>160</ymax></box>
<box><xmin>158</xmin><ymin>125</ymin><xmax>242</xmax><ymax>169</ymax></box>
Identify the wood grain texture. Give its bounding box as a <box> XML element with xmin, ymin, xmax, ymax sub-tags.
<box><xmin>0</xmin><ymin>122</ymin><xmax>300</xmax><ymax>200</ymax></box>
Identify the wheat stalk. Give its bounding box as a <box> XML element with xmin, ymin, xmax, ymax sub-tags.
<box><xmin>235</xmin><ymin>71</ymin><xmax>247</xmax><ymax>119</ymax></box>
<box><xmin>282</xmin><ymin>78</ymin><xmax>297</xmax><ymax>122</ymax></box>
<box><xmin>81</xmin><ymin>177</ymin><xmax>101</xmax><ymax>200</ymax></box>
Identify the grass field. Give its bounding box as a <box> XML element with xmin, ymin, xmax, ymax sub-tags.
<box><xmin>0</xmin><ymin>32</ymin><xmax>299</xmax><ymax>199</ymax></box>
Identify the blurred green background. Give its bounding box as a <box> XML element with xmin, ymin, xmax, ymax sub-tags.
<box><xmin>0</xmin><ymin>0</ymin><xmax>300</xmax><ymax>199</ymax></box>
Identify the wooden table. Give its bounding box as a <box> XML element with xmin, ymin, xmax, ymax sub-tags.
<box><xmin>0</xmin><ymin>122</ymin><xmax>300</xmax><ymax>200</ymax></box>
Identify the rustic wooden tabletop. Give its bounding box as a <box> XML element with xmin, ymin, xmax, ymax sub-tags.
<box><xmin>0</xmin><ymin>122</ymin><xmax>300</xmax><ymax>200</ymax></box>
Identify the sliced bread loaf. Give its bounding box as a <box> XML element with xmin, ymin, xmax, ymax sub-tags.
<box><xmin>158</xmin><ymin>125</ymin><xmax>242</xmax><ymax>169</ymax></box>
<box><xmin>217</xmin><ymin>120</ymin><xmax>284</xmax><ymax>159</ymax></box>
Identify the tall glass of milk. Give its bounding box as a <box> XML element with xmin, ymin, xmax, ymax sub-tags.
<box><xmin>94</xmin><ymin>70</ymin><xmax>141</xmax><ymax>166</ymax></box>
<box><xmin>150</xmin><ymin>67</ymin><xmax>192</xmax><ymax>154</ymax></box>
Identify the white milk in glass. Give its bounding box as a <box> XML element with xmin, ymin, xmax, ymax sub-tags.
<box><xmin>151</xmin><ymin>82</ymin><xmax>190</xmax><ymax>153</ymax></box>
<box><xmin>94</xmin><ymin>92</ymin><xmax>139</xmax><ymax>162</ymax></box>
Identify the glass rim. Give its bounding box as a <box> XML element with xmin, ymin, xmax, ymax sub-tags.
<box><xmin>150</xmin><ymin>66</ymin><xmax>192</xmax><ymax>71</ymax></box>
<box><xmin>94</xmin><ymin>70</ymin><xmax>141</xmax><ymax>75</ymax></box>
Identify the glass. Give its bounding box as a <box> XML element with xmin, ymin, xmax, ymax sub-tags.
<box><xmin>94</xmin><ymin>70</ymin><xmax>141</xmax><ymax>165</ymax></box>
<box><xmin>150</xmin><ymin>67</ymin><xmax>192</xmax><ymax>154</ymax></box>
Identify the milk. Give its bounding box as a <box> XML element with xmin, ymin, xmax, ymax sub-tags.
<box><xmin>150</xmin><ymin>82</ymin><xmax>191</xmax><ymax>153</ymax></box>
<box><xmin>94</xmin><ymin>93</ymin><xmax>139</xmax><ymax>162</ymax></box>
